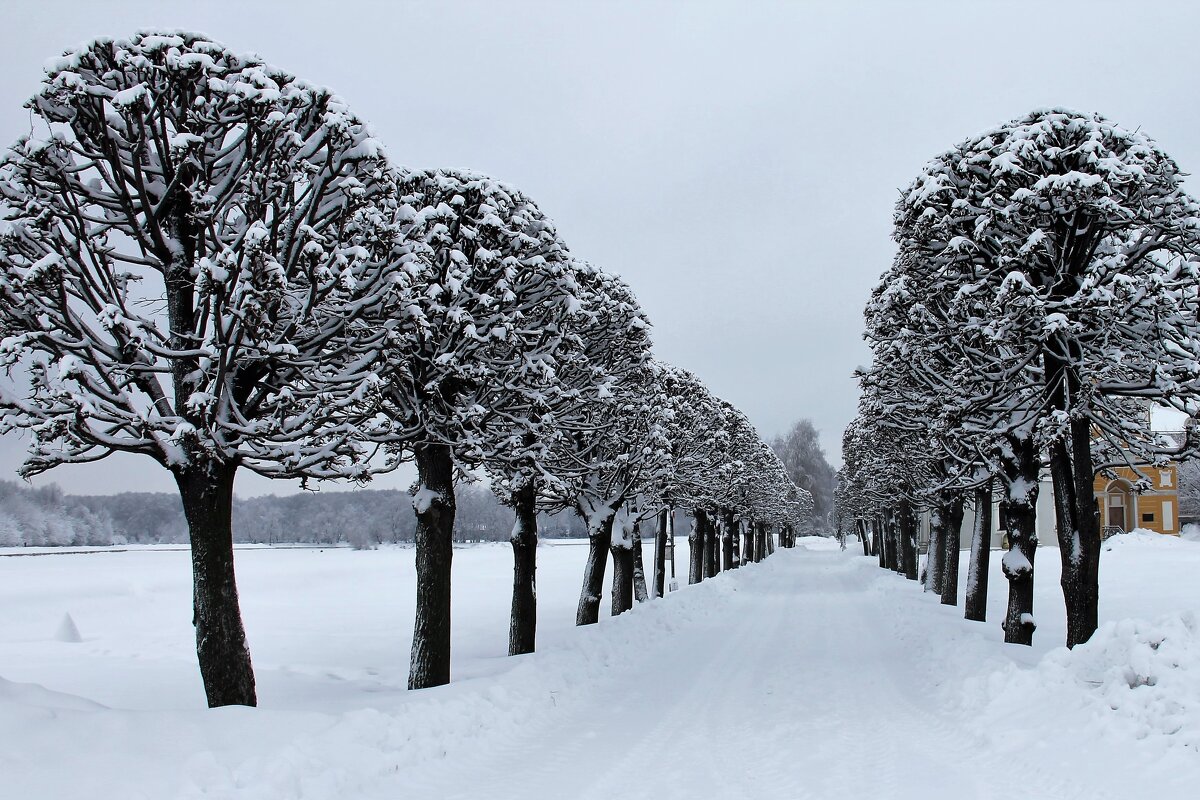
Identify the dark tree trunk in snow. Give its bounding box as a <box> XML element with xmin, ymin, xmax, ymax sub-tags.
<box><xmin>409</xmin><ymin>442</ymin><xmax>457</xmax><ymax>689</ymax></box>
<box><xmin>175</xmin><ymin>461</ymin><xmax>256</xmax><ymax>708</ymax></box>
<box><xmin>632</xmin><ymin>522</ymin><xmax>649</xmax><ymax>603</ymax></box>
<box><xmin>940</xmin><ymin>495</ymin><xmax>964</xmax><ymax>606</ymax></box>
<box><xmin>1001</xmin><ymin>438</ymin><xmax>1039</xmax><ymax>646</ymax></box>
<box><xmin>722</xmin><ymin>510</ymin><xmax>736</xmax><ymax>570</ymax></box>
<box><xmin>731</xmin><ymin>518</ymin><xmax>742</xmax><ymax>568</ymax></box>
<box><xmin>654</xmin><ymin>508</ymin><xmax>668</xmax><ymax>598</ymax></box>
<box><xmin>1048</xmin><ymin>414</ymin><xmax>1103</xmax><ymax>648</ymax></box>
<box><xmin>926</xmin><ymin>506</ymin><xmax>944</xmax><ymax>594</ymax></box>
<box><xmin>610</xmin><ymin>536</ymin><xmax>634</xmax><ymax>616</ymax></box>
<box><xmin>766</xmin><ymin>525</ymin><xmax>776</xmax><ymax>556</ymax></box>
<box><xmin>899</xmin><ymin>499</ymin><xmax>918</xmax><ymax>581</ymax></box>
<box><xmin>1043</xmin><ymin>343</ymin><xmax>1102</xmax><ymax>648</ymax></box>
<box><xmin>688</xmin><ymin>510</ymin><xmax>707</xmax><ymax>584</ymax></box>
<box><xmin>965</xmin><ymin>482</ymin><xmax>993</xmax><ymax>623</ymax></box>
<box><xmin>875</xmin><ymin>519</ymin><xmax>885</xmax><ymax>565</ymax></box>
<box><xmin>508</xmin><ymin>481</ymin><xmax>538</xmax><ymax>656</ymax></box>
<box><xmin>860</xmin><ymin>521</ymin><xmax>870</xmax><ymax>556</ymax></box>
<box><xmin>883</xmin><ymin>512</ymin><xmax>898</xmax><ymax>571</ymax></box>
<box><xmin>703</xmin><ymin>513</ymin><xmax>718</xmax><ymax>578</ymax></box>
<box><xmin>741</xmin><ymin>521</ymin><xmax>752</xmax><ymax>566</ymax></box>
<box><xmin>576</xmin><ymin>508</ymin><xmax>615</xmax><ymax>625</ymax></box>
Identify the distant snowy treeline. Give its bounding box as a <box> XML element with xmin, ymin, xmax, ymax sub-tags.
<box><xmin>0</xmin><ymin>482</ymin><xmax>119</xmax><ymax>547</ymax></box>
<box><xmin>0</xmin><ymin>481</ymin><xmax>588</xmax><ymax>548</ymax></box>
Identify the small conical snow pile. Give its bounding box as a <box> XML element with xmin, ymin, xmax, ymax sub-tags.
<box><xmin>55</xmin><ymin>613</ymin><xmax>82</xmax><ymax>643</ymax></box>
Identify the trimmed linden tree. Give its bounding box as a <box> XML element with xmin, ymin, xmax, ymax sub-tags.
<box><xmin>0</xmin><ymin>33</ymin><xmax>402</xmax><ymax>706</ymax></box>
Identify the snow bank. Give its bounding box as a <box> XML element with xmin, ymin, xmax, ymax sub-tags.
<box><xmin>972</xmin><ymin>613</ymin><xmax>1200</xmax><ymax>752</ymax></box>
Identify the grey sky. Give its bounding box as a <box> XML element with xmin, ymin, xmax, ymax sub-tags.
<box><xmin>2</xmin><ymin>0</ymin><xmax>1199</xmax><ymax>496</ymax></box>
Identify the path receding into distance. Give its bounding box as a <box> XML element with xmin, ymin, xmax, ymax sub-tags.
<box><xmin>393</xmin><ymin>544</ymin><xmax>1114</xmax><ymax>800</ymax></box>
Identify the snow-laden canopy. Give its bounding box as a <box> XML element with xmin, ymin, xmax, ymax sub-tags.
<box><xmin>0</xmin><ymin>30</ymin><xmax>404</xmax><ymax>481</ymax></box>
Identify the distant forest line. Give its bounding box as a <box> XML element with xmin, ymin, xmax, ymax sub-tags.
<box><xmin>0</xmin><ymin>480</ymin><xmax>589</xmax><ymax>548</ymax></box>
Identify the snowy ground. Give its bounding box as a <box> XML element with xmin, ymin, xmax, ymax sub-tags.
<box><xmin>2</xmin><ymin>533</ymin><xmax>1198</xmax><ymax>799</ymax></box>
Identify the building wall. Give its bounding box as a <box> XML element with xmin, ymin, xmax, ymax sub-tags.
<box><xmin>917</xmin><ymin>464</ymin><xmax>1180</xmax><ymax>550</ymax></box>
<box><xmin>1093</xmin><ymin>464</ymin><xmax>1178</xmax><ymax>535</ymax></box>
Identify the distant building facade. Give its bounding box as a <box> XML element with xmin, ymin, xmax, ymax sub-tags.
<box><xmin>919</xmin><ymin>460</ymin><xmax>1180</xmax><ymax>552</ymax></box>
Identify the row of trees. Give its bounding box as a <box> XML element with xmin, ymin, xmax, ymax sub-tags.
<box><xmin>838</xmin><ymin>108</ymin><xmax>1200</xmax><ymax>648</ymax></box>
<box><xmin>0</xmin><ymin>32</ymin><xmax>811</xmax><ymax>706</ymax></box>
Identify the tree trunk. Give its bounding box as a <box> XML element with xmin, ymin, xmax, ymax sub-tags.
<box><xmin>577</xmin><ymin>506</ymin><xmax>616</xmax><ymax>625</ymax></box>
<box><xmin>703</xmin><ymin>511</ymin><xmax>718</xmax><ymax>578</ymax></box>
<box><xmin>964</xmin><ymin>481</ymin><xmax>993</xmax><ymax>623</ymax></box>
<box><xmin>689</xmin><ymin>510</ymin><xmax>707</xmax><ymax>584</ymax></box>
<box><xmin>899</xmin><ymin>499</ymin><xmax>918</xmax><ymax>581</ymax></box>
<box><xmin>875</xmin><ymin>518</ymin><xmax>885</xmax><ymax>566</ymax></box>
<box><xmin>741</xmin><ymin>520</ymin><xmax>752</xmax><ymax>566</ymax></box>
<box><xmin>508</xmin><ymin>480</ymin><xmax>538</xmax><ymax>656</ymax></box>
<box><xmin>1044</xmin><ymin>343</ymin><xmax>1102</xmax><ymax>648</ymax></box>
<box><xmin>668</xmin><ymin>508</ymin><xmax>677</xmax><ymax>584</ymax></box>
<box><xmin>654</xmin><ymin>508</ymin><xmax>668</xmax><ymax>598</ymax></box>
<box><xmin>860</xmin><ymin>520</ymin><xmax>870</xmax><ymax>556</ymax></box>
<box><xmin>175</xmin><ymin>462</ymin><xmax>256</xmax><ymax>708</ymax></box>
<box><xmin>632</xmin><ymin>521</ymin><xmax>649</xmax><ymax>603</ymax></box>
<box><xmin>731</xmin><ymin>517</ymin><xmax>742</xmax><ymax>568</ymax></box>
<box><xmin>1048</xmin><ymin>413</ymin><xmax>1102</xmax><ymax>648</ymax></box>
<box><xmin>610</xmin><ymin>531</ymin><xmax>634</xmax><ymax>616</ymax></box>
<box><xmin>883</xmin><ymin>511</ymin><xmax>898</xmax><ymax>571</ymax></box>
<box><xmin>409</xmin><ymin>442</ymin><xmax>457</xmax><ymax>689</ymax></box>
<box><xmin>926</xmin><ymin>506</ymin><xmax>944</xmax><ymax>594</ymax></box>
<box><xmin>1001</xmin><ymin>437</ymin><xmax>1039</xmax><ymax>646</ymax></box>
<box><xmin>1069</xmin><ymin>414</ymin><xmax>1102</xmax><ymax>646</ymax></box>
<box><xmin>722</xmin><ymin>509</ymin><xmax>736</xmax><ymax>570</ymax></box>
<box><xmin>940</xmin><ymin>495</ymin><xmax>964</xmax><ymax>605</ymax></box>
<box><xmin>765</xmin><ymin>525</ymin><xmax>776</xmax><ymax>556</ymax></box>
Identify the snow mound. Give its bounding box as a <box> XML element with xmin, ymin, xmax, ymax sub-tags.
<box><xmin>976</xmin><ymin>613</ymin><xmax>1200</xmax><ymax>752</ymax></box>
<box><xmin>1104</xmin><ymin>528</ymin><xmax>1193</xmax><ymax>551</ymax></box>
<box><xmin>1058</xmin><ymin>614</ymin><xmax>1200</xmax><ymax>749</ymax></box>
<box><xmin>55</xmin><ymin>612</ymin><xmax>82</xmax><ymax>643</ymax></box>
<box><xmin>0</xmin><ymin>674</ymin><xmax>106</xmax><ymax>711</ymax></box>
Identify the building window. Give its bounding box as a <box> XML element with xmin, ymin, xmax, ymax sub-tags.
<box><xmin>1142</xmin><ymin>513</ymin><xmax>1155</xmax><ymax>523</ymax></box>
<box><xmin>1163</xmin><ymin>501</ymin><xmax>1174</xmax><ymax>532</ymax></box>
<box><xmin>1160</xmin><ymin>470</ymin><xmax>1172</xmax><ymax>488</ymax></box>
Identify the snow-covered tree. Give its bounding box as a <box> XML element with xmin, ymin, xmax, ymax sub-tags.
<box><xmin>376</xmin><ymin>168</ymin><xmax>611</xmax><ymax>687</ymax></box>
<box><xmin>771</xmin><ymin>419</ymin><xmax>835</xmax><ymax>533</ymax></box>
<box><xmin>549</xmin><ymin>358</ymin><xmax>671</xmax><ymax>625</ymax></box>
<box><xmin>484</xmin><ymin>261</ymin><xmax>653</xmax><ymax>655</ymax></box>
<box><xmin>894</xmin><ymin>108</ymin><xmax>1200</xmax><ymax>647</ymax></box>
<box><xmin>0</xmin><ymin>32</ymin><xmax>401</xmax><ymax>705</ymax></box>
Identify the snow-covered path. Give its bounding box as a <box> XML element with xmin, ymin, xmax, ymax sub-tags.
<box><xmin>4</xmin><ymin>537</ymin><xmax>1198</xmax><ymax>799</ymax></box>
<box><xmin>395</xmin><ymin>549</ymin><xmax>1101</xmax><ymax>800</ymax></box>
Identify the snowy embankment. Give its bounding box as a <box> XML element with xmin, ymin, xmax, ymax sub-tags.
<box><xmin>3</xmin><ymin>534</ymin><xmax>1199</xmax><ymax>798</ymax></box>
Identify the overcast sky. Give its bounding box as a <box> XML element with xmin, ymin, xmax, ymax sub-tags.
<box><xmin>2</xmin><ymin>0</ymin><xmax>1199</xmax><ymax>497</ymax></box>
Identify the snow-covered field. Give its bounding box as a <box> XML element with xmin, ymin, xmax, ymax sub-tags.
<box><xmin>2</xmin><ymin>534</ymin><xmax>1198</xmax><ymax>799</ymax></box>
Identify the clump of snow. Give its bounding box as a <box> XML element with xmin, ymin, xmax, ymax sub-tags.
<box><xmin>1000</xmin><ymin>548</ymin><xmax>1032</xmax><ymax>577</ymax></box>
<box><xmin>1178</xmin><ymin>523</ymin><xmax>1200</xmax><ymax>543</ymax></box>
<box><xmin>410</xmin><ymin>488</ymin><xmax>441</xmax><ymax>514</ymax></box>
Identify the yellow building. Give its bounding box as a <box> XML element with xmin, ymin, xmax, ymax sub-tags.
<box><xmin>1094</xmin><ymin>463</ymin><xmax>1179</xmax><ymax>536</ymax></box>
